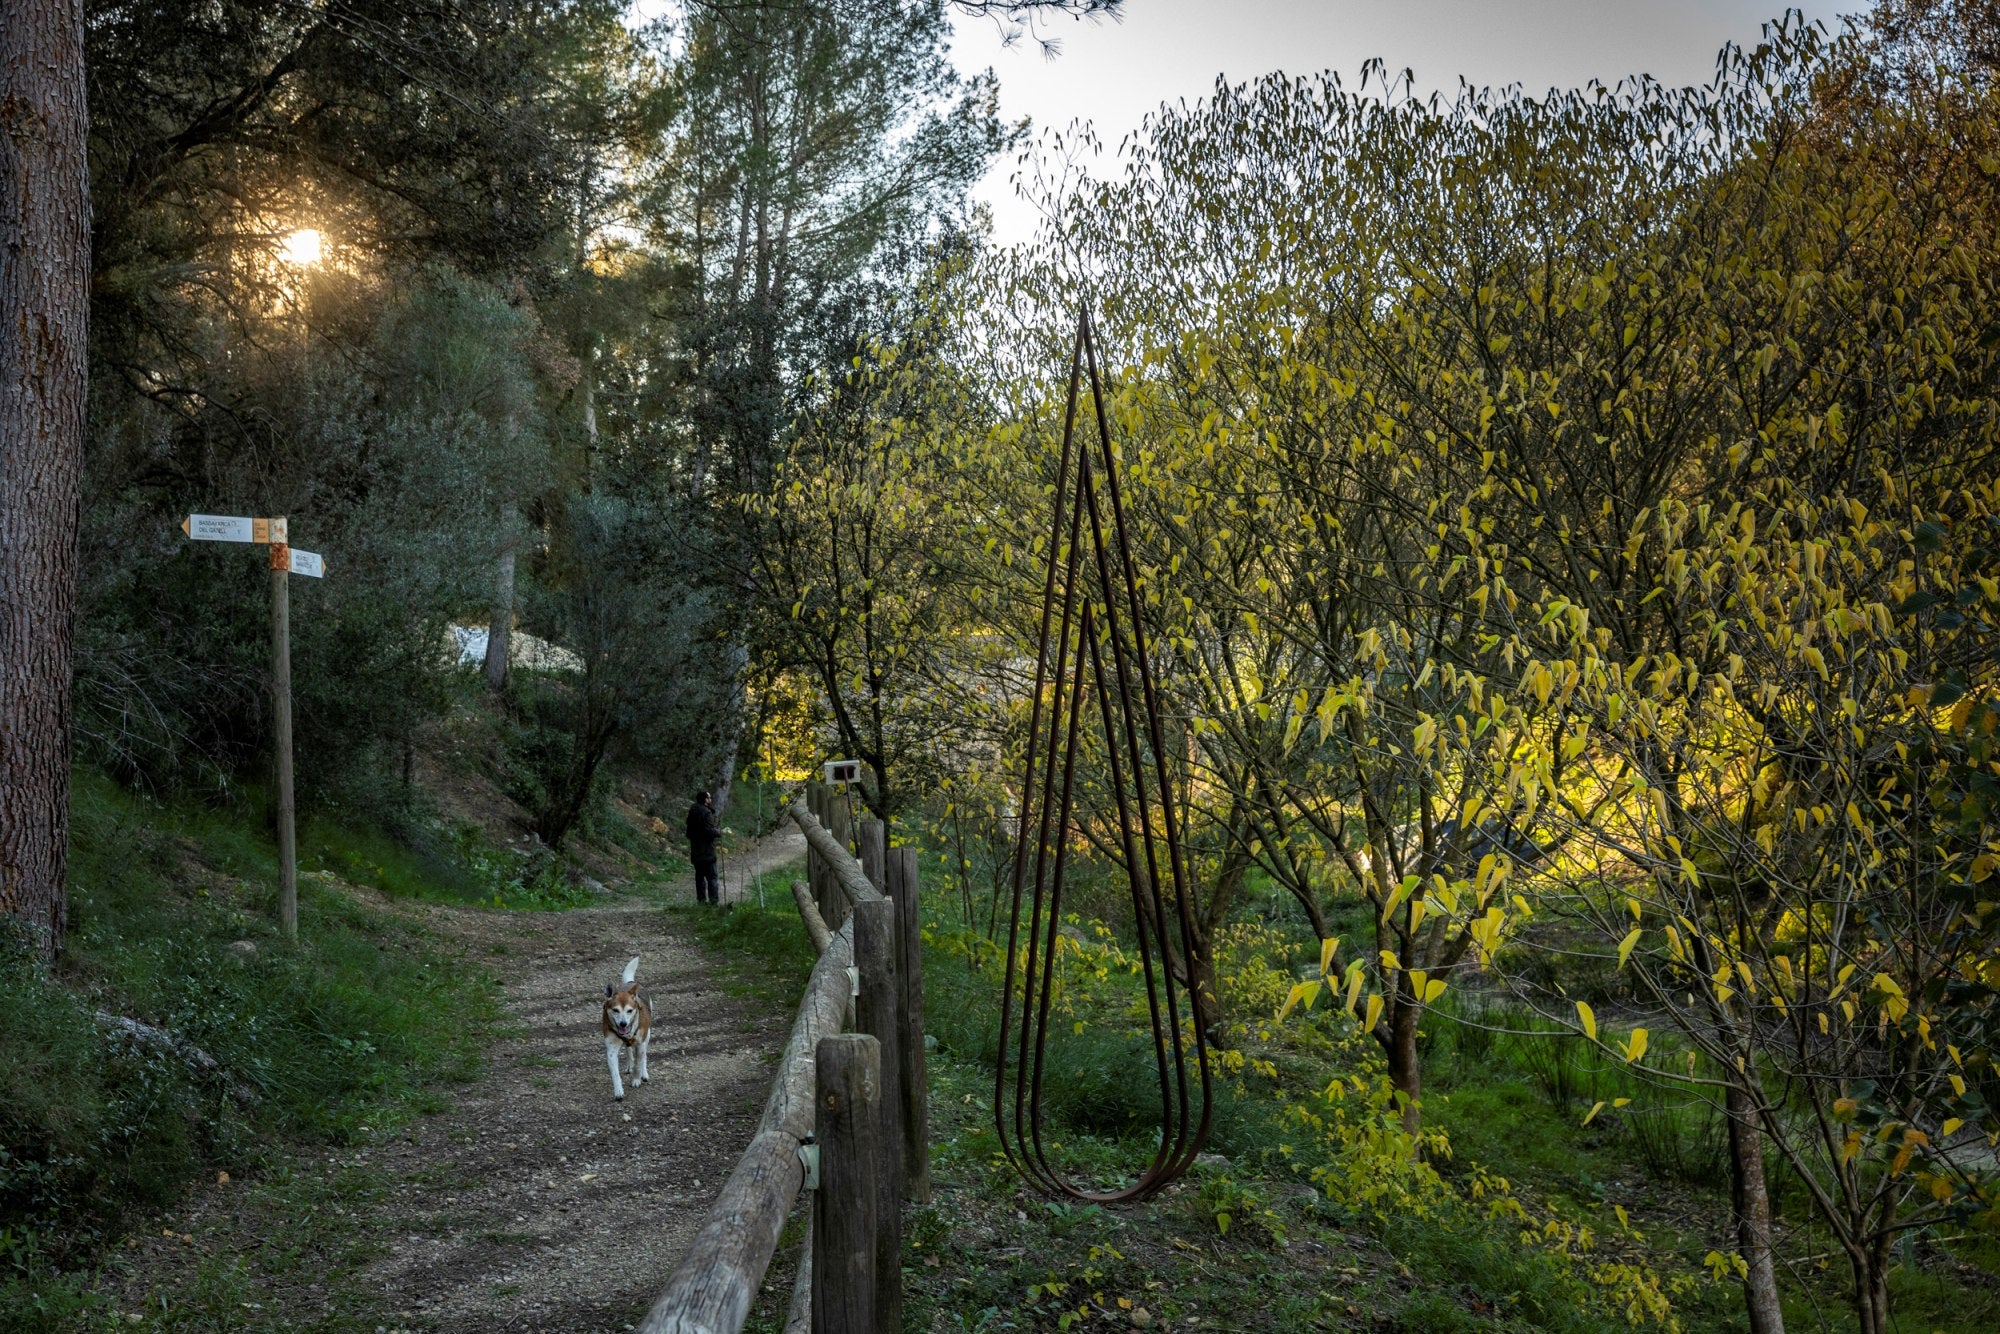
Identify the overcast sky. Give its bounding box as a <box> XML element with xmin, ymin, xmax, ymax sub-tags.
<box><xmin>949</xmin><ymin>0</ymin><xmax>1854</xmax><ymax>245</ymax></box>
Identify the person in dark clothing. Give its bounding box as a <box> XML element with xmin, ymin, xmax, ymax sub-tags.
<box><xmin>687</xmin><ymin>790</ymin><xmax>721</xmax><ymax>904</ymax></box>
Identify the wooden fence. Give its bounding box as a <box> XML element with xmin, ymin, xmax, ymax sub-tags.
<box><xmin>640</xmin><ymin>783</ymin><xmax>929</xmax><ymax>1334</ymax></box>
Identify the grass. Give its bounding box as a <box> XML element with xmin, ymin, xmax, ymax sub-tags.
<box><xmin>917</xmin><ymin>861</ymin><xmax>2000</xmax><ymax>1331</ymax></box>
<box><xmin>675</xmin><ymin>865</ymin><xmax>1656</xmax><ymax>1330</ymax></box>
<box><xmin>0</xmin><ymin>769</ymin><xmax>504</xmax><ymax>1330</ymax></box>
<box><xmin>667</xmin><ymin>875</ymin><xmax>818</xmax><ymax>1007</ymax></box>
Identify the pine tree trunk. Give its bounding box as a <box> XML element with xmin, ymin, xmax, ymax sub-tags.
<box><xmin>483</xmin><ymin>502</ymin><xmax>518</xmax><ymax>693</ymax></box>
<box><xmin>1726</xmin><ymin>1080</ymin><xmax>1786</xmax><ymax>1334</ymax></box>
<box><xmin>0</xmin><ymin>0</ymin><xmax>90</xmax><ymax>962</ymax></box>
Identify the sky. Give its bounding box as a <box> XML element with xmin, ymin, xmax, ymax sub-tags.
<box><xmin>948</xmin><ymin>0</ymin><xmax>1853</xmax><ymax>245</ymax></box>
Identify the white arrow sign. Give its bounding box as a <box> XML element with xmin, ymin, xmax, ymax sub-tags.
<box><xmin>184</xmin><ymin>513</ymin><xmax>255</xmax><ymax>543</ymax></box>
<box><xmin>282</xmin><ymin>548</ymin><xmax>325</xmax><ymax>578</ymax></box>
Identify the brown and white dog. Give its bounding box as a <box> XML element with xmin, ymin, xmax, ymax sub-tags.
<box><xmin>603</xmin><ymin>955</ymin><xmax>652</xmax><ymax>1101</ymax></box>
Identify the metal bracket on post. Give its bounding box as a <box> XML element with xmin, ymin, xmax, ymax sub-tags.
<box><xmin>846</xmin><ymin>966</ymin><xmax>860</xmax><ymax>999</ymax></box>
<box><xmin>798</xmin><ymin>1135</ymin><xmax>820</xmax><ymax>1189</ymax></box>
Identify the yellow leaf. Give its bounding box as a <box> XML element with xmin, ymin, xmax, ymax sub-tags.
<box><xmin>1622</xmin><ymin>1028</ymin><xmax>1649</xmax><ymax>1063</ymax></box>
<box><xmin>1943</xmin><ymin>1118</ymin><xmax>1965</xmax><ymax>1138</ymax></box>
<box><xmin>1617</xmin><ymin>928</ymin><xmax>1641</xmax><ymax>969</ymax></box>
<box><xmin>1576</xmin><ymin>1001</ymin><xmax>1597</xmax><ymax>1042</ymax></box>
<box><xmin>1320</xmin><ymin>936</ymin><xmax>1340</xmax><ymax>976</ymax></box>
<box><xmin>1582</xmin><ymin>1101</ymin><xmax>1606</xmax><ymax>1126</ymax></box>
<box><xmin>1379</xmin><ymin>949</ymin><xmax>1401</xmax><ymax>974</ymax></box>
<box><xmin>1421</xmin><ymin>976</ymin><xmax>1447</xmax><ymax>1004</ymax></box>
<box><xmin>1363</xmin><ymin>993</ymin><xmax>1385</xmax><ymax>1033</ymax></box>
<box><xmin>1278</xmin><ymin>983</ymin><xmax>1306</xmax><ymax>1022</ymax></box>
<box><xmin>1345</xmin><ymin>965</ymin><xmax>1365</xmax><ymax>1016</ymax></box>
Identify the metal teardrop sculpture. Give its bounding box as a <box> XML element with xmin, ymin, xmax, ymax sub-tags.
<box><xmin>994</xmin><ymin>307</ymin><xmax>1214</xmax><ymax>1202</ymax></box>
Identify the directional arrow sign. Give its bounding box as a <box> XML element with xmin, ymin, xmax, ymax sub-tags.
<box><xmin>276</xmin><ymin>547</ymin><xmax>325</xmax><ymax>578</ymax></box>
<box><xmin>182</xmin><ymin>514</ymin><xmax>287</xmax><ymax>543</ymax></box>
<box><xmin>184</xmin><ymin>513</ymin><xmax>256</xmax><ymax>543</ymax></box>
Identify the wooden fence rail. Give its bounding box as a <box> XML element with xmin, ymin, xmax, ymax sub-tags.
<box><xmin>640</xmin><ymin>787</ymin><xmax>929</xmax><ymax>1334</ymax></box>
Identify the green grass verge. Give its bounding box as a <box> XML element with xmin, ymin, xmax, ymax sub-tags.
<box><xmin>675</xmin><ymin>873</ymin><xmax>1646</xmax><ymax>1329</ymax></box>
<box><xmin>0</xmin><ymin>770</ymin><xmax>502</xmax><ymax>1330</ymax></box>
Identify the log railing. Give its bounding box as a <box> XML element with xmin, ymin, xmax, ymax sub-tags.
<box><xmin>640</xmin><ymin>783</ymin><xmax>928</xmax><ymax>1334</ymax></box>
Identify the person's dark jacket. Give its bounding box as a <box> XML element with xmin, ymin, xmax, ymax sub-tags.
<box><xmin>686</xmin><ymin>801</ymin><xmax>719</xmax><ymax>861</ymax></box>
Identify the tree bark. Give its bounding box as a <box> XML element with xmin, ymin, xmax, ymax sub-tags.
<box><xmin>483</xmin><ymin>501</ymin><xmax>518</xmax><ymax>692</ymax></box>
<box><xmin>712</xmin><ymin>640</ymin><xmax>749</xmax><ymax>816</ymax></box>
<box><xmin>1385</xmin><ymin>994</ymin><xmax>1423</xmax><ymax>1137</ymax></box>
<box><xmin>1726</xmin><ymin>1080</ymin><xmax>1786</xmax><ymax>1334</ymax></box>
<box><xmin>0</xmin><ymin>0</ymin><xmax>90</xmax><ymax>962</ymax></box>
<box><xmin>1846</xmin><ymin>1230</ymin><xmax>1892</xmax><ymax>1334</ymax></box>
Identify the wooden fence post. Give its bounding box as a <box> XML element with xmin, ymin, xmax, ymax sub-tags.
<box><xmin>851</xmin><ymin>899</ymin><xmax>904</xmax><ymax>1330</ymax></box>
<box><xmin>802</xmin><ymin>784</ymin><xmax>815</xmax><ymax>893</ymax></box>
<box><xmin>808</xmin><ymin>784</ymin><xmax>832</xmax><ymax>928</ymax></box>
<box><xmin>889</xmin><ymin>845</ymin><xmax>930</xmax><ymax>1203</ymax></box>
<box><xmin>826</xmin><ymin>791</ymin><xmax>853</xmax><ymax>929</ymax></box>
<box><xmin>812</xmin><ymin>1034</ymin><xmax>880</xmax><ymax>1334</ymax></box>
<box><xmin>858</xmin><ymin>818</ymin><xmax>886</xmax><ymax>896</ymax></box>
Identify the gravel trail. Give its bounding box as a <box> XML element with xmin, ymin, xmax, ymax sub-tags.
<box><xmin>99</xmin><ymin>827</ymin><xmax>808</xmax><ymax>1333</ymax></box>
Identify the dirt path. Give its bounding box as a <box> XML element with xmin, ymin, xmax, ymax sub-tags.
<box><xmin>100</xmin><ymin>829</ymin><xmax>808</xmax><ymax>1333</ymax></box>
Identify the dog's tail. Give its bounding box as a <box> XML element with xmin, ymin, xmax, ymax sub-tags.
<box><xmin>622</xmin><ymin>955</ymin><xmax>641</xmax><ymax>986</ymax></box>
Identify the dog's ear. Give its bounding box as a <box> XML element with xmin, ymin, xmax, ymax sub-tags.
<box><xmin>605</xmin><ymin>982</ymin><xmax>615</xmax><ymax>997</ymax></box>
<box><xmin>630</xmin><ymin>981</ymin><xmax>642</xmax><ymax>995</ymax></box>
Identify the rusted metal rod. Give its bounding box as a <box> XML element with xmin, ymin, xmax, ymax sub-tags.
<box><xmin>995</xmin><ymin>305</ymin><xmax>1213</xmax><ymax>1204</ymax></box>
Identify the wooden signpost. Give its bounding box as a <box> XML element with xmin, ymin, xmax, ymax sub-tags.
<box><xmin>183</xmin><ymin>513</ymin><xmax>325</xmax><ymax>938</ymax></box>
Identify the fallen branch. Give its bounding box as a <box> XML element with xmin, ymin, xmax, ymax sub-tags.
<box><xmin>95</xmin><ymin>1011</ymin><xmax>259</xmax><ymax>1106</ymax></box>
